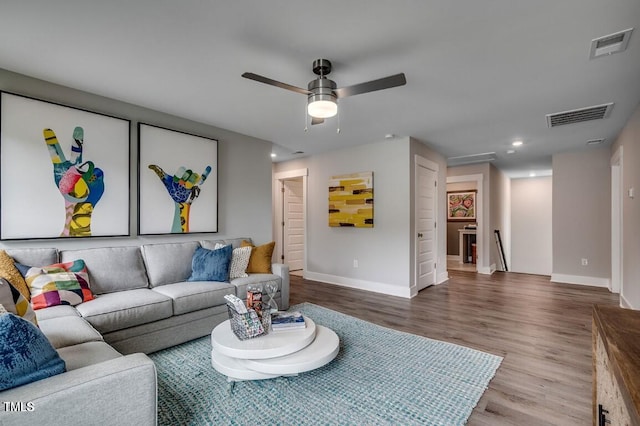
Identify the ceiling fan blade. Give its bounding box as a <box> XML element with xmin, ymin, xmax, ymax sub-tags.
<box><xmin>242</xmin><ymin>72</ymin><xmax>310</xmax><ymax>95</ymax></box>
<box><xmin>334</xmin><ymin>73</ymin><xmax>406</xmax><ymax>98</ymax></box>
<box><xmin>311</xmin><ymin>117</ymin><xmax>325</xmax><ymax>125</ymax></box>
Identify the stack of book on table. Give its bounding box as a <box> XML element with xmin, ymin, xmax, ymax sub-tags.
<box><xmin>271</xmin><ymin>311</ymin><xmax>305</xmax><ymax>332</ymax></box>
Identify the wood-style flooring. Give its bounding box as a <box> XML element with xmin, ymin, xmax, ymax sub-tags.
<box><xmin>289</xmin><ymin>270</ymin><xmax>620</xmax><ymax>425</ymax></box>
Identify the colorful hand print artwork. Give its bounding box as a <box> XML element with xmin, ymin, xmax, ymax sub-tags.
<box><xmin>43</xmin><ymin>127</ymin><xmax>104</xmax><ymax>236</ymax></box>
<box><xmin>0</xmin><ymin>92</ymin><xmax>130</xmax><ymax>240</ymax></box>
<box><xmin>138</xmin><ymin>123</ymin><xmax>218</xmax><ymax>235</ymax></box>
<box><xmin>148</xmin><ymin>164</ymin><xmax>212</xmax><ymax>233</ymax></box>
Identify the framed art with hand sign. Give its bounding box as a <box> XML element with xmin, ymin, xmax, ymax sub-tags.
<box><xmin>138</xmin><ymin>123</ymin><xmax>218</xmax><ymax>235</ymax></box>
<box><xmin>0</xmin><ymin>91</ymin><xmax>130</xmax><ymax>240</ymax></box>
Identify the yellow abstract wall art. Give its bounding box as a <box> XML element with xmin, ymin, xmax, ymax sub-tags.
<box><xmin>328</xmin><ymin>171</ymin><xmax>373</xmax><ymax>227</ymax></box>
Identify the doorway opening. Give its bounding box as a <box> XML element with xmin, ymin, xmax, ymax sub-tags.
<box><xmin>274</xmin><ymin>169</ymin><xmax>308</xmax><ymax>277</ymax></box>
<box><xmin>446</xmin><ymin>174</ymin><xmax>484</xmax><ymax>274</ymax></box>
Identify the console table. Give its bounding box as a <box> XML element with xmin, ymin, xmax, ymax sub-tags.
<box><xmin>592</xmin><ymin>305</ymin><xmax>640</xmax><ymax>425</ymax></box>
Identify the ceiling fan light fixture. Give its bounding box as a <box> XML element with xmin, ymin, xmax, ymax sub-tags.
<box><xmin>307</xmin><ymin>96</ymin><xmax>337</xmax><ymax>118</ymax></box>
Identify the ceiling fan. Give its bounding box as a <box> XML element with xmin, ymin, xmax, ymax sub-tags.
<box><xmin>242</xmin><ymin>59</ymin><xmax>407</xmax><ymax>125</ymax></box>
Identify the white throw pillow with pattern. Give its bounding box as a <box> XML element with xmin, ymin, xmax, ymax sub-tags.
<box><xmin>215</xmin><ymin>244</ymin><xmax>251</xmax><ymax>279</ymax></box>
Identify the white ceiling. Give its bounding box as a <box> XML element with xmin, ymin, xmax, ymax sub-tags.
<box><xmin>1</xmin><ymin>1</ymin><xmax>639</xmax><ymax>177</ymax></box>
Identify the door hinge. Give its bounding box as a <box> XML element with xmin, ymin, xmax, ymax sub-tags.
<box><xmin>434</xmin><ymin>181</ymin><xmax>437</xmax><ymax>187</ymax></box>
<box><xmin>281</xmin><ymin>221</ymin><xmax>285</xmax><ymax>226</ymax></box>
<box><xmin>434</xmin><ymin>222</ymin><xmax>436</xmax><ymax>228</ymax></box>
<box><xmin>434</xmin><ymin>263</ymin><xmax>437</xmax><ymax>269</ymax></box>
<box><xmin>281</xmin><ymin>255</ymin><xmax>285</xmax><ymax>260</ymax></box>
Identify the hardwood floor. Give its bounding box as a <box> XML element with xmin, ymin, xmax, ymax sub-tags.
<box><xmin>289</xmin><ymin>270</ymin><xmax>620</xmax><ymax>425</ymax></box>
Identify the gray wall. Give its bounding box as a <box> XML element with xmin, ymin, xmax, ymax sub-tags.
<box><xmin>552</xmin><ymin>147</ymin><xmax>611</xmax><ymax>284</ymax></box>
<box><xmin>612</xmin><ymin>102</ymin><xmax>640</xmax><ymax>309</ymax></box>
<box><xmin>511</xmin><ymin>177</ymin><xmax>552</xmax><ymax>275</ymax></box>
<box><xmin>273</xmin><ymin>137</ymin><xmax>447</xmax><ymax>297</ymax></box>
<box><xmin>0</xmin><ymin>68</ymin><xmax>274</xmax><ymax>250</ymax></box>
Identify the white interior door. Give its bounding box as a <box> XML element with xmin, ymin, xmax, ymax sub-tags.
<box><xmin>283</xmin><ymin>178</ymin><xmax>304</xmax><ymax>271</ymax></box>
<box><xmin>416</xmin><ymin>161</ymin><xmax>436</xmax><ymax>290</ymax></box>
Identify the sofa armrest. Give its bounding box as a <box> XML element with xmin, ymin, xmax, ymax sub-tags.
<box><xmin>271</xmin><ymin>263</ymin><xmax>290</xmax><ymax>310</ymax></box>
<box><xmin>0</xmin><ymin>353</ymin><xmax>157</xmax><ymax>426</ymax></box>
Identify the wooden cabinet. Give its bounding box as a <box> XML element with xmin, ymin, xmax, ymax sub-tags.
<box><xmin>592</xmin><ymin>305</ymin><xmax>640</xmax><ymax>425</ymax></box>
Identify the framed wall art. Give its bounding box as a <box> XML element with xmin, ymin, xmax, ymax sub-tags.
<box><xmin>0</xmin><ymin>91</ymin><xmax>130</xmax><ymax>240</ymax></box>
<box><xmin>138</xmin><ymin>123</ymin><xmax>218</xmax><ymax>235</ymax></box>
<box><xmin>328</xmin><ymin>171</ymin><xmax>373</xmax><ymax>228</ymax></box>
<box><xmin>447</xmin><ymin>190</ymin><xmax>476</xmax><ymax>221</ymax></box>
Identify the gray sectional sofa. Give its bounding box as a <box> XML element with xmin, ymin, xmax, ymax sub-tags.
<box><xmin>0</xmin><ymin>238</ymin><xmax>290</xmax><ymax>426</ymax></box>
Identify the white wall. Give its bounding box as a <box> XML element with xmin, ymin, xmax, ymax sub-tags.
<box><xmin>551</xmin><ymin>148</ymin><xmax>611</xmax><ymax>287</ymax></box>
<box><xmin>510</xmin><ymin>177</ymin><xmax>552</xmax><ymax>275</ymax></box>
<box><xmin>274</xmin><ymin>137</ymin><xmax>447</xmax><ymax>298</ymax></box>
<box><xmin>611</xmin><ymin>102</ymin><xmax>640</xmax><ymax>309</ymax></box>
<box><xmin>0</xmin><ymin>68</ymin><xmax>274</xmax><ymax>250</ymax></box>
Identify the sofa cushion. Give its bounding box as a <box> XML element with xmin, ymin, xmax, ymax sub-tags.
<box><xmin>152</xmin><ymin>280</ymin><xmax>236</xmax><ymax>315</ymax></box>
<box><xmin>142</xmin><ymin>241</ymin><xmax>200</xmax><ymax>287</ymax></box>
<box><xmin>0</xmin><ymin>249</ymin><xmax>30</xmax><ymax>300</ymax></box>
<box><xmin>34</xmin><ymin>305</ymin><xmax>81</xmax><ymax>321</ymax></box>
<box><xmin>4</xmin><ymin>248</ymin><xmax>58</xmax><ymax>269</ymax></box>
<box><xmin>0</xmin><ymin>313</ymin><xmax>66</xmax><ymax>391</ymax></box>
<box><xmin>60</xmin><ymin>246</ymin><xmax>149</xmax><ymax>294</ymax></box>
<box><xmin>187</xmin><ymin>245</ymin><xmax>232</xmax><ymax>282</ymax></box>
<box><xmin>26</xmin><ymin>260</ymin><xmax>95</xmax><ymax>310</ymax></box>
<box><xmin>75</xmin><ymin>288</ymin><xmax>173</xmax><ymax>333</ymax></box>
<box><xmin>57</xmin><ymin>341</ymin><xmax>122</xmax><ymax>371</ymax></box>
<box><xmin>37</xmin><ymin>315</ymin><xmax>103</xmax><ymax>349</ymax></box>
<box><xmin>241</xmin><ymin>240</ymin><xmax>275</xmax><ymax>273</ymax></box>
<box><xmin>0</xmin><ymin>278</ymin><xmax>38</xmax><ymax>326</ymax></box>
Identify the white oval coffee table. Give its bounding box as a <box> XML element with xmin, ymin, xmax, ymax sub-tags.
<box><xmin>211</xmin><ymin>316</ymin><xmax>339</xmax><ymax>382</ymax></box>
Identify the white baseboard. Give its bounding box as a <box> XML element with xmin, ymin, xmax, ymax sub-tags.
<box><xmin>620</xmin><ymin>293</ymin><xmax>636</xmax><ymax>310</ymax></box>
<box><xmin>437</xmin><ymin>271</ymin><xmax>450</xmax><ymax>284</ymax></box>
<box><xmin>477</xmin><ymin>265</ymin><xmax>494</xmax><ymax>275</ymax></box>
<box><xmin>447</xmin><ymin>255</ymin><xmax>461</xmax><ymax>263</ymax></box>
<box><xmin>304</xmin><ymin>271</ymin><xmax>412</xmax><ymax>298</ymax></box>
<box><xmin>550</xmin><ymin>273</ymin><xmax>610</xmax><ymax>288</ymax></box>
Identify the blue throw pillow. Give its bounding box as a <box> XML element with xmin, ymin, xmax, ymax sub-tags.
<box><xmin>0</xmin><ymin>313</ymin><xmax>66</xmax><ymax>391</ymax></box>
<box><xmin>14</xmin><ymin>262</ymin><xmax>32</xmax><ymax>278</ymax></box>
<box><xmin>187</xmin><ymin>245</ymin><xmax>233</xmax><ymax>282</ymax></box>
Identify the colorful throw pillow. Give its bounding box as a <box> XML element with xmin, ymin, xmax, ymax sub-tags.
<box><xmin>188</xmin><ymin>245</ymin><xmax>233</xmax><ymax>282</ymax></box>
<box><xmin>241</xmin><ymin>240</ymin><xmax>275</xmax><ymax>274</ymax></box>
<box><xmin>0</xmin><ymin>313</ymin><xmax>66</xmax><ymax>391</ymax></box>
<box><xmin>215</xmin><ymin>243</ymin><xmax>251</xmax><ymax>279</ymax></box>
<box><xmin>25</xmin><ymin>260</ymin><xmax>95</xmax><ymax>310</ymax></box>
<box><xmin>0</xmin><ymin>250</ymin><xmax>31</xmax><ymax>300</ymax></box>
<box><xmin>0</xmin><ymin>278</ymin><xmax>38</xmax><ymax>326</ymax></box>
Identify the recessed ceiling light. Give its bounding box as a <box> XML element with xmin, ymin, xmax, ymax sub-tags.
<box><xmin>512</xmin><ymin>140</ymin><xmax>523</xmax><ymax>147</ymax></box>
<box><xmin>506</xmin><ymin>149</ymin><xmax>516</xmax><ymax>154</ymax></box>
<box><xmin>270</xmin><ymin>153</ymin><xmax>276</xmax><ymax>158</ymax></box>
<box><xmin>385</xmin><ymin>134</ymin><xmax>395</xmax><ymax>139</ymax></box>
<box><xmin>529</xmin><ymin>172</ymin><xmax>536</xmax><ymax>177</ymax></box>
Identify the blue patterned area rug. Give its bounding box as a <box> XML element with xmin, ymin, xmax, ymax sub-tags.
<box><xmin>149</xmin><ymin>303</ymin><xmax>502</xmax><ymax>425</ymax></box>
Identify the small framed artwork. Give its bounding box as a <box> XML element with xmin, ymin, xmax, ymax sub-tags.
<box><xmin>138</xmin><ymin>123</ymin><xmax>218</xmax><ymax>235</ymax></box>
<box><xmin>328</xmin><ymin>171</ymin><xmax>373</xmax><ymax>227</ymax></box>
<box><xmin>447</xmin><ymin>190</ymin><xmax>476</xmax><ymax>221</ymax></box>
<box><xmin>0</xmin><ymin>91</ymin><xmax>130</xmax><ymax>240</ymax></box>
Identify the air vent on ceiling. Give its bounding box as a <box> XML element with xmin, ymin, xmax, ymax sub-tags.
<box><xmin>590</xmin><ymin>28</ymin><xmax>634</xmax><ymax>59</ymax></box>
<box><xmin>586</xmin><ymin>138</ymin><xmax>606</xmax><ymax>146</ymax></box>
<box><xmin>546</xmin><ymin>103</ymin><xmax>613</xmax><ymax>128</ymax></box>
<box><xmin>447</xmin><ymin>152</ymin><xmax>497</xmax><ymax>167</ymax></box>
